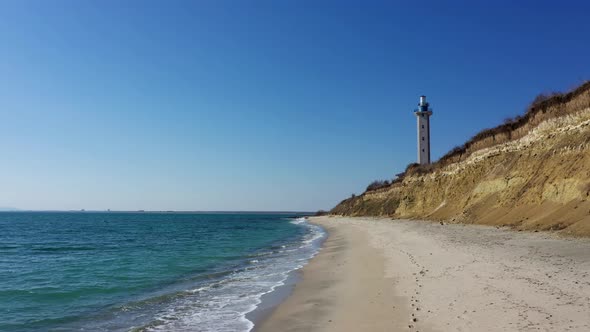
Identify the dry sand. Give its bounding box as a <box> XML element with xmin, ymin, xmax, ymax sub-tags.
<box><xmin>256</xmin><ymin>216</ymin><xmax>590</xmax><ymax>332</ymax></box>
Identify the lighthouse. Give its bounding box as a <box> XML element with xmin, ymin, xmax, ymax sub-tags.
<box><xmin>414</xmin><ymin>95</ymin><xmax>433</xmax><ymax>165</ymax></box>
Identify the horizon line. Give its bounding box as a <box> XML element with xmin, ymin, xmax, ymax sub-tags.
<box><xmin>0</xmin><ymin>209</ymin><xmax>315</xmax><ymax>214</ymax></box>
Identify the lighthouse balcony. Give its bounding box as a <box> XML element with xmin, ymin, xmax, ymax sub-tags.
<box><xmin>414</xmin><ymin>108</ymin><xmax>433</xmax><ymax>113</ymax></box>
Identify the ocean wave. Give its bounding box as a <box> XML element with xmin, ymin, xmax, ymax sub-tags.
<box><xmin>31</xmin><ymin>246</ymin><xmax>98</xmax><ymax>252</ymax></box>
<box><xmin>135</xmin><ymin>216</ymin><xmax>326</xmax><ymax>332</ymax></box>
<box><xmin>289</xmin><ymin>217</ymin><xmax>308</xmax><ymax>225</ymax></box>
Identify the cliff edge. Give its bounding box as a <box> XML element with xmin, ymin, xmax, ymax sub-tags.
<box><xmin>331</xmin><ymin>82</ymin><xmax>590</xmax><ymax>236</ymax></box>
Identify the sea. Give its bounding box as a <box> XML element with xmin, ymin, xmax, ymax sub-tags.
<box><xmin>0</xmin><ymin>212</ymin><xmax>325</xmax><ymax>332</ymax></box>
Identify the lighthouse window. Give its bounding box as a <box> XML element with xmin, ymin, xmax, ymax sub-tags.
<box><xmin>422</xmin><ymin>149</ymin><xmax>425</xmax><ymax>152</ymax></box>
<box><xmin>422</xmin><ymin>137</ymin><xmax>425</xmax><ymax>141</ymax></box>
<box><xmin>421</xmin><ymin>125</ymin><xmax>424</xmax><ymax>128</ymax></box>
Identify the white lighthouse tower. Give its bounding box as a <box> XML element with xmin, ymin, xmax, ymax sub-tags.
<box><xmin>414</xmin><ymin>95</ymin><xmax>433</xmax><ymax>165</ymax></box>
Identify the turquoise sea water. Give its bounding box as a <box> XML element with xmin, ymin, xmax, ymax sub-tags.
<box><xmin>0</xmin><ymin>212</ymin><xmax>324</xmax><ymax>332</ymax></box>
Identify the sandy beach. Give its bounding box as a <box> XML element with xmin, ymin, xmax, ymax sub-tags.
<box><xmin>256</xmin><ymin>216</ymin><xmax>590</xmax><ymax>332</ymax></box>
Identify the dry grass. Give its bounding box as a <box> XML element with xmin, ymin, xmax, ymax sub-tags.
<box><xmin>435</xmin><ymin>81</ymin><xmax>590</xmax><ymax>168</ymax></box>
<box><xmin>366</xmin><ymin>180</ymin><xmax>390</xmax><ymax>191</ymax></box>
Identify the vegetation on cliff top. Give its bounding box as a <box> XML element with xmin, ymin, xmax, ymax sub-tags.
<box><xmin>361</xmin><ymin>81</ymin><xmax>590</xmax><ymax>195</ymax></box>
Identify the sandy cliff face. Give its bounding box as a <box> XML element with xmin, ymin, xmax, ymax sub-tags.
<box><xmin>332</xmin><ymin>86</ymin><xmax>590</xmax><ymax>236</ymax></box>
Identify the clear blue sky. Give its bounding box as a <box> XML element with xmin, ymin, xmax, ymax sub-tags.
<box><xmin>1</xmin><ymin>0</ymin><xmax>589</xmax><ymax>211</ymax></box>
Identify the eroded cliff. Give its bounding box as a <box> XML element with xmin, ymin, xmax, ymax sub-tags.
<box><xmin>332</xmin><ymin>83</ymin><xmax>590</xmax><ymax>236</ymax></box>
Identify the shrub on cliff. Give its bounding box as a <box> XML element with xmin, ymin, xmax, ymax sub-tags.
<box><xmin>405</xmin><ymin>163</ymin><xmax>420</xmax><ymax>172</ymax></box>
<box><xmin>404</xmin><ymin>162</ymin><xmax>434</xmax><ymax>176</ymax></box>
<box><xmin>366</xmin><ymin>180</ymin><xmax>390</xmax><ymax>191</ymax></box>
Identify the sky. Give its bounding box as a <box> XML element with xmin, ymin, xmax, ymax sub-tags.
<box><xmin>1</xmin><ymin>0</ymin><xmax>589</xmax><ymax>212</ymax></box>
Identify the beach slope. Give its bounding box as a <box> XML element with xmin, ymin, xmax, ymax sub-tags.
<box><xmin>257</xmin><ymin>216</ymin><xmax>590</xmax><ymax>332</ymax></box>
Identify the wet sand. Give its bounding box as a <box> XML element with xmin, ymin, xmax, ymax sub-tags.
<box><xmin>256</xmin><ymin>216</ymin><xmax>590</xmax><ymax>332</ymax></box>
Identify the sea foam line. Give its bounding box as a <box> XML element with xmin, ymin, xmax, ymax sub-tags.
<box><xmin>139</xmin><ymin>216</ymin><xmax>326</xmax><ymax>332</ymax></box>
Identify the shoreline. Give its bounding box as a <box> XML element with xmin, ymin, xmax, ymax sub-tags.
<box><xmin>255</xmin><ymin>216</ymin><xmax>409</xmax><ymax>332</ymax></box>
<box><xmin>256</xmin><ymin>216</ymin><xmax>590</xmax><ymax>332</ymax></box>
<box><xmin>247</xmin><ymin>268</ymin><xmax>301</xmax><ymax>328</ymax></box>
<box><xmin>247</xmin><ymin>217</ymin><xmax>328</xmax><ymax>330</ymax></box>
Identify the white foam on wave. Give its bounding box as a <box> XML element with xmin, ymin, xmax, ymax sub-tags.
<box><xmin>142</xmin><ymin>217</ymin><xmax>326</xmax><ymax>332</ymax></box>
<box><xmin>289</xmin><ymin>217</ymin><xmax>308</xmax><ymax>225</ymax></box>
